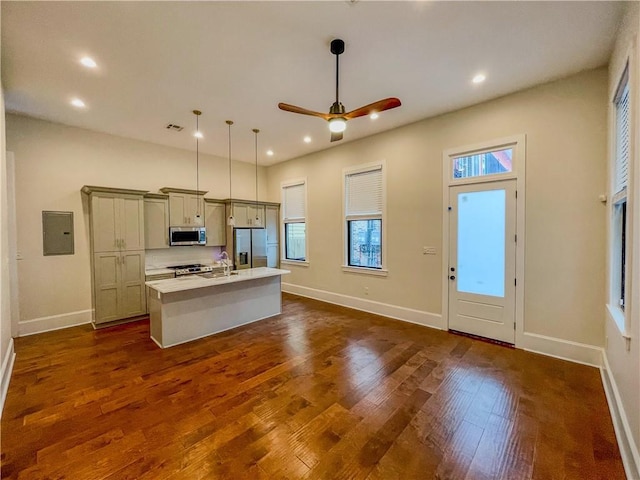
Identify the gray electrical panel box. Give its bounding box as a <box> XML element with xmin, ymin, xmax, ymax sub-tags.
<box><xmin>42</xmin><ymin>211</ymin><xmax>74</xmax><ymax>256</ymax></box>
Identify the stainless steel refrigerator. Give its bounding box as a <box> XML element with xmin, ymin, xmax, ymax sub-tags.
<box><xmin>233</xmin><ymin>228</ymin><xmax>267</xmax><ymax>269</ymax></box>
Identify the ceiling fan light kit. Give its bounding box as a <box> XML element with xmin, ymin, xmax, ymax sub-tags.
<box><xmin>329</xmin><ymin>118</ymin><xmax>347</xmax><ymax>133</ymax></box>
<box><xmin>278</xmin><ymin>38</ymin><xmax>401</xmax><ymax>142</ymax></box>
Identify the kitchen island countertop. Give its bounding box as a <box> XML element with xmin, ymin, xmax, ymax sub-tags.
<box><xmin>146</xmin><ymin>267</ymin><xmax>289</xmax><ymax>294</ymax></box>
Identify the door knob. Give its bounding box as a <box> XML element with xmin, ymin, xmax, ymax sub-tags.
<box><xmin>449</xmin><ymin>275</ymin><xmax>456</xmax><ymax>280</ymax></box>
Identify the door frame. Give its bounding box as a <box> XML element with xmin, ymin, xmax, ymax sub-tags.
<box><xmin>441</xmin><ymin>134</ymin><xmax>526</xmax><ymax>346</ymax></box>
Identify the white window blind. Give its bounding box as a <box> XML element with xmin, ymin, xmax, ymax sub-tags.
<box><xmin>345</xmin><ymin>167</ymin><xmax>383</xmax><ymax>217</ymax></box>
<box><xmin>615</xmin><ymin>72</ymin><xmax>630</xmax><ymax>194</ymax></box>
<box><xmin>283</xmin><ymin>182</ymin><xmax>306</xmax><ymax>221</ymax></box>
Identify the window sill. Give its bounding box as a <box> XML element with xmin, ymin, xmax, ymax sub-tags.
<box><xmin>281</xmin><ymin>259</ymin><xmax>309</xmax><ymax>267</ymax></box>
<box><xmin>341</xmin><ymin>265</ymin><xmax>388</xmax><ymax>277</ymax></box>
<box><xmin>606</xmin><ymin>303</ymin><xmax>631</xmax><ymax>339</ymax></box>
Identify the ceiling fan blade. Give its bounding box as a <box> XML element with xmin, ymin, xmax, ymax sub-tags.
<box><xmin>278</xmin><ymin>103</ymin><xmax>331</xmax><ymax>120</ymax></box>
<box><xmin>330</xmin><ymin>131</ymin><xmax>344</xmax><ymax>142</ymax></box>
<box><xmin>344</xmin><ymin>97</ymin><xmax>402</xmax><ymax>120</ymax></box>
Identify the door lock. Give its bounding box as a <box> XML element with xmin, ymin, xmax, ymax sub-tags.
<box><xmin>449</xmin><ymin>275</ymin><xmax>456</xmax><ymax>280</ymax></box>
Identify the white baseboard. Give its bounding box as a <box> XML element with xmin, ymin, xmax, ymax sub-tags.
<box><xmin>282</xmin><ymin>282</ymin><xmax>443</xmax><ymax>330</ymax></box>
<box><xmin>1</xmin><ymin>338</ymin><xmax>16</xmax><ymax>418</ymax></box>
<box><xmin>18</xmin><ymin>309</ymin><xmax>92</xmax><ymax>337</ymax></box>
<box><xmin>601</xmin><ymin>352</ymin><xmax>640</xmax><ymax>480</ymax></box>
<box><xmin>519</xmin><ymin>331</ymin><xmax>603</xmax><ymax>367</ymax></box>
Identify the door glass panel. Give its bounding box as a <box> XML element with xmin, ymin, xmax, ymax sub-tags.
<box><xmin>457</xmin><ymin>189</ymin><xmax>505</xmax><ymax>297</ymax></box>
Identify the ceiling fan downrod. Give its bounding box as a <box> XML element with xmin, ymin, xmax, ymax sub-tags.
<box><xmin>330</xmin><ymin>39</ymin><xmax>345</xmax><ymax>114</ymax></box>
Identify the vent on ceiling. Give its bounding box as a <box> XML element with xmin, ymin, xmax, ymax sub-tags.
<box><xmin>165</xmin><ymin>123</ymin><xmax>184</xmax><ymax>132</ymax></box>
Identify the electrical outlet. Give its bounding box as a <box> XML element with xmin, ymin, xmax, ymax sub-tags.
<box><xmin>423</xmin><ymin>246</ymin><xmax>436</xmax><ymax>255</ymax></box>
<box><xmin>364</xmin><ymin>286</ymin><xmax>369</xmax><ymax>296</ymax></box>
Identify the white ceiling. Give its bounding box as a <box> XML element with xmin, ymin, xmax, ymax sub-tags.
<box><xmin>1</xmin><ymin>1</ymin><xmax>624</xmax><ymax>166</ymax></box>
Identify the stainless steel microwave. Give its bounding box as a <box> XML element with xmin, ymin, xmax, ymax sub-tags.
<box><xmin>169</xmin><ymin>226</ymin><xmax>206</xmax><ymax>246</ymax></box>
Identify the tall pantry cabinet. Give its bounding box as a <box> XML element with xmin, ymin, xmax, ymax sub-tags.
<box><xmin>82</xmin><ymin>186</ymin><xmax>148</xmax><ymax>325</ymax></box>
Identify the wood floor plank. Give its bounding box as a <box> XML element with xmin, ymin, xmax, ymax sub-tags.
<box><xmin>1</xmin><ymin>293</ymin><xmax>625</xmax><ymax>480</ymax></box>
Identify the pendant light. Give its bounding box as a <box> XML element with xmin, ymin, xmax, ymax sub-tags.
<box><xmin>252</xmin><ymin>128</ymin><xmax>262</xmax><ymax>227</ymax></box>
<box><xmin>193</xmin><ymin>110</ymin><xmax>203</xmax><ymax>225</ymax></box>
<box><xmin>226</xmin><ymin>120</ymin><xmax>235</xmax><ymax>226</ymax></box>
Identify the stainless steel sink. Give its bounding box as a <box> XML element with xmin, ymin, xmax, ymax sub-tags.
<box><xmin>198</xmin><ymin>271</ymin><xmax>239</xmax><ymax>279</ymax></box>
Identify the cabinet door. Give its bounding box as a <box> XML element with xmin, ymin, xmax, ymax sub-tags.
<box><xmin>94</xmin><ymin>252</ymin><xmax>121</xmax><ymax>324</ymax></box>
<box><xmin>120</xmin><ymin>197</ymin><xmax>145</xmax><ymax>251</ymax></box>
<box><xmin>232</xmin><ymin>203</ymin><xmax>250</xmax><ymax>227</ymax></box>
<box><xmin>144</xmin><ymin>198</ymin><xmax>169</xmax><ymax>249</ymax></box>
<box><xmin>121</xmin><ymin>250</ymin><xmax>146</xmax><ymax>318</ymax></box>
<box><xmin>205</xmin><ymin>202</ymin><xmax>226</xmax><ymax>246</ymax></box>
<box><xmin>186</xmin><ymin>195</ymin><xmax>204</xmax><ymax>225</ymax></box>
<box><xmin>91</xmin><ymin>195</ymin><xmax>119</xmax><ymax>252</ymax></box>
<box><xmin>266</xmin><ymin>206</ymin><xmax>279</xmax><ymax>244</ymax></box>
<box><xmin>267</xmin><ymin>244</ymin><xmax>279</xmax><ymax>268</ymax></box>
<box><xmin>248</xmin><ymin>205</ymin><xmax>265</xmax><ymax>227</ymax></box>
<box><xmin>169</xmin><ymin>193</ymin><xmax>187</xmax><ymax>226</ymax></box>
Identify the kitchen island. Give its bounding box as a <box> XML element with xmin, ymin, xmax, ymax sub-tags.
<box><xmin>145</xmin><ymin>267</ymin><xmax>290</xmax><ymax>348</ymax></box>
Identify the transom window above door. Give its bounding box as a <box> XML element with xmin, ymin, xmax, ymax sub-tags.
<box><xmin>453</xmin><ymin>147</ymin><xmax>514</xmax><ymax>180</ymax></box>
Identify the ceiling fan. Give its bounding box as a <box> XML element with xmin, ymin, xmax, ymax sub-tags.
<box><xmin>278</xmin><ymin>39</ymin><xmax>401</xmax><ymax>142</ymax></box>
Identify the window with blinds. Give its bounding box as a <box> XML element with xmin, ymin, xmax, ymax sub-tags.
<box><xmin>345</xmin><ymin>165</ymin><xmax>384</xmax><ymax>269</ymax></box>
<box><xmin>282</xmin><ymin>181</ymin><xmax>306</xmax><ymax>262</ymax></box>
<box><xmin>614</xmin><ymin>67</ymin><xmax>630</xmax><ymax>195</ymax></box>
<box><xmin>611</xmin><ymin>64</ymin><xmax>630</xmax><ymax>318</ymax></box>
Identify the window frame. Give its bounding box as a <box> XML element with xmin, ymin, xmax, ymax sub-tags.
<box><xmin>281</xmin><ymin>178</ymin><xmax>309</xmax><ymax>266</ymax></box>
<box><xmin>342</xmin><ymin>161</ymin><xmax>387</xmax><ymax>276</ymax></box>
<box><xmin>607</xmin><ymin>58</ymin><xmax>634</xmax><ymax>337</ymax></box>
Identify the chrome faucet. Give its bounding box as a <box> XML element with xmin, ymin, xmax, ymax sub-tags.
<box><xmin>219</xmin><ymin>251</ymin><xmax>231</xmax><ymax>276</ymax></box>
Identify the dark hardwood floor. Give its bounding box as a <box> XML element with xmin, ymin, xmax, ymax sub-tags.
<box><xmin>1</xmin><ymin>293</ymin><xmax>625</xmax><ymax>479</ymax></box>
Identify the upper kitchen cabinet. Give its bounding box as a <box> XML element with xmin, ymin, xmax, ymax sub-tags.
<box><xmin>230</xmin><ymin>202</ymin><xmax>265</xmax><ymax>228</ymax></box>
<box><xmin>144</xmin><ymin>193</ymin><xmax>169</xmax><ymax>249</ymax></box>
<box><xmin>160</xmin><ymin>187</ymin><xmax>207</xmax><ymax>227</ymax></box>
<box><xmin>266</xmin><ymin>205</ymin><xmax>280</xmax><ymax>268</ymax></box>
<box><xmin>265</xmin><ymin>205</ymin><xmax>279</xmax><ymax>245</ymax></box>
<box><xmin>204</xmin><ymin>199</ymin><xmax>226</xmax><ymax>246</ymax></box>
<box><xmin>82</xmin><ymin>186</ymin><xmax>147</xmax><ymax>253</ymax></box>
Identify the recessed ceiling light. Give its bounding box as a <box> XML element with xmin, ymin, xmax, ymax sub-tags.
<box><xmin>80</xmin><ymin>57</ymin><xmax>97</xmax><ymax>68</ymax></box>
<box><xmin>266</xmin><ymin>150</ymin><xmax>274</xmax><ymax>156</ymax></box>
<box><xmin>70</xmin><ymin>98</ymin><xmax>86</xmax><ymax>108</ymax></box>
<box><xmin>370</xmin><ymin>113</ymin><xmax>379</xmax><ymax>120</ymax></box>
<box><xmin>194</xmin><ymin>131</ymin><xmax>203</xmax><ymax>139</ymax></box>
<box><xmin>303</xmin><ymin>136</ymin><xmax>312</xmax><ymax>143</ymax></box>
<box><xmin>472</xmin><ymin>73</ymin><xmax>486</xmax><ymax>84</ymax></box>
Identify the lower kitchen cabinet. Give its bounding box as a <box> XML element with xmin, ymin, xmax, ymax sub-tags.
<box><xmin>93</xmin><ymin>250</ymin><xmax>146</xmax><ymax>324</ymax></box>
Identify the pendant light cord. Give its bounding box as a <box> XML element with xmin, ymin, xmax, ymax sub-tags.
<box><xmin>196</xmin><ymin>114</ymin><xmax>200</xmax><ymax>216</ymax></box>
<box><xmin>227</xmin><ymin>120</ymin><xmax>233</xmax><ymax>199</ymax></box>
<box><xmin>193</xmin><ymin>109</ymin><xmax>202</xmax><ymax>219</ymax></box>
<box><xmin>253</xmin><ymin>129</ymin><xmax>259</xmax><ymax>210</ymax></box>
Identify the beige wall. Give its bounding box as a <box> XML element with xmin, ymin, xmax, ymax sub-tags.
<box><xmin>267</xmin><ymin>67</ymin><xmax>608</xmax><ymax>347</ymax></box>
<box><xmin>1</xmin><ymin>86</ymin><xmax>13</xmax><ymax>382</ymax></box>
<box><xmin>605</xmin><ymin>2</ymin><xmax>640</xmax><ymax>476</ymax></box>
<box><xmin>5</xmin><ymin>114</ymin><xmax>267</xmax><ymax>324</ymax></box>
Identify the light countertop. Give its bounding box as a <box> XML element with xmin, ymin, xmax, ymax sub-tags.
<box><xmin>145</xmin><ymin>267</ymin><xmax>290</xmax><ymax>294</ymax></box>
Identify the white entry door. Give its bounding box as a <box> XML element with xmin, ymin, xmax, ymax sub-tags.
<box><xmin>448</xmin><ymin>180</ymin><xmax>516</xmax><ymax>343</ymax></box>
